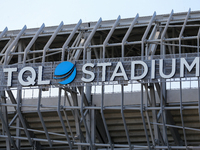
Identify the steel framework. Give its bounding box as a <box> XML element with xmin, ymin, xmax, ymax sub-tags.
<box><xmin>1</xmin><ymin>9</ymin><xmax>200</xmax><ymax>150</ymax></box>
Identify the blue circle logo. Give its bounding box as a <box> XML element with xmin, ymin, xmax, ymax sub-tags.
<box><xmin>54</xmin><ymin>61</ymin><xmax>76</xmax><ymax>85</ymax></box>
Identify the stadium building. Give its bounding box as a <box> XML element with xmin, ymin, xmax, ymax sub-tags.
<box><xmin>1</xmin><ymin>9</ymin><xmax>200</xmax><ymax>149</ymax></box>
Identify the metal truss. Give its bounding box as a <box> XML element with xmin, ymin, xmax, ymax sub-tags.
<box><xmin>1</xmin><ymin>9</ymin><xmax>200</xmax><ymax>150</ymax></box>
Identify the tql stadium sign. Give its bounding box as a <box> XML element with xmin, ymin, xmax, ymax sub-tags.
<box><xmin>1</xmin><ymin>55</ymin><xmax>200</xmax><ymax>88</ymax></box>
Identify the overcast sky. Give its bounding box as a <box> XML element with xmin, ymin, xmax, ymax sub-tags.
<box><xmin>0</xmin><ymin>0</ymin><xmax>199</xmax><ymax>30</ymax></box>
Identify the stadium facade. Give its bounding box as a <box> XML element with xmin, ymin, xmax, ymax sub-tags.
<box><xmin>0</xmin><ymin>9</ymin><xmax>200</xmax><ymax>149</ymax></box>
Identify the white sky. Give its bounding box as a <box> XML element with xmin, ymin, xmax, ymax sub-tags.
<box><xmin>0</xmin><ymin>0</ymin><xmax>199</xmax><ymax>31</ymax></box>
<box><xmin>1</xmin><ymin>0</ymin><xmax>199</xmax><ymax>97</ymax></box>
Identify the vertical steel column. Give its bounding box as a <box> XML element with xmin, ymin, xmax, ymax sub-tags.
<box><xmin>149</xmin><ymin>83</ymin><xmax>159</xmax><ymax>145</ymax></box>
<box><xmin>121</xmin><ymin>84</ymin><xmax>132</xmax><ymax>150</ymax></box>
<box><xmin>101</xmin><ymin>85</ymin><xmax>113</xmax><ymax>150</ymax></box>
<box><xmin>103</xmin><ymin>15</ymin><xmax>121</xmax><ymax>60</ymax></box>
<box><xmin>37</xmin><ymin>89</ymin><xmax>52</xmax><ymax>147</ymax></box>
<box><xmin>57</xmin><ymin>88</ymin><xmax>72</xmax><ymax>149</ymax></box>
<box><xmin>121</xmin><ymin>14</ymin><xmax>139</xmax><ymax>59</ymax></box>
<box><xmin>61</xmin><ymin>19</ymin><xmax>82</xmax><ymax>61</ymax></box>
<box><xmin>100</xmin><ymin>35</ymin><xmax>103</xmax><ymax>58</ymax></box>
<box><xmin>197</xmin><ymin>27</ymin><xmax>200</xmax><ymax>57</ymax></box>
<box><xmin>92</xmin><ymin>39</ymin><xmax>99</xmax><ymax>59</ymax></box>
<box><xmin>155</xmin><ymin>82</ymin><xmax>183</xmax><ymax>146</ymax></box>
<box><xmin>159</xmin><ymin>11</ymin><xmax>173</xmax><ymax>148</ymax></box>
<box><xmin>18</xmin><ymin>41</ymin><xmax>22</xmax><ymax>68</ymax></box>
<box><xmin>0</xmin><ymin>112</ymin><xmax>17</xmax><ymax>150</ymax></box>
<box><xmin>71</xmin><ymin>88</ymin><xmax>82</xmax><ymax>150</ymax></box>
<box><xmin>16</xmin><ymin>42</ymin><xmax>22</xmax><ymax>148</ymax></box>
<box><xmin>172</xmin><ymin>28</ymin><xmax>175</xmax><ymax>55</ymax></box>
<box><xmin>91</xmin><ymin>94</ymin><xmax>96</xmax><ymax>150</ymax></box>
<box><xmin>198</xmin><ymin>77</ymin><xmax>200</xmax><ymax>121</ymax></box>
<box><xmin>86</xmin><ymin>37</ymin><xmax>96</xmax><ymax>149</ymax></box>
<box><xmin>140</xmin><ymin>84</ymin><xmax>151</xmax><ymax>150</ymax></box>
<box><xmin>179</xmin><ymin>8</ymin><xmax>191</xmax><ymax>57</ymax></box>
<box><xmin>23</xmin><ymin>23</ymin><xmax>45</xmax><ymax>64</ymax></box>
<box><xmin>177</xmin><ymin>10</ymin><xmax>190</xmax><ymax>148</ymax></box>
<box><xmin>179</xmin><ymin>79</ymin><xmax>188</xmax><ymax>149</ymax></box>
<box><xmin>32</xmin><ymin>44</ymin><xmax>36</xmax><ymax>63</ymax></box>
<box><xmin>160</xmin><ymin>82</ymin><xmax>169</xmax><ymax>149</ymax></box>
<box><xmin>16</xmin><ymin>88</ymin><xmax>32</xmax><ymax>146</ymax></box>
<box><xmin>144</xmin><ymin>84</ymin><xmax>155</xmax><ymax>146</ymax></box>
<box><xmin>86</xmin><ymin>36</ymin><xmax>92</xmax><ymax>148</ymax></box>
<box><xmin>0</xmin><ymin>90</ymin><xmax>18</xmax><ymax>150</ymax></box>
<box><xmin>42</xmin><ymin>21</ymin><xmax>63</xmax><ymax>63</ymax></box>
<box><xmin>80</xmin><ymin>87</ymin><xmax>93</xmax><ymax>149</ymax></box>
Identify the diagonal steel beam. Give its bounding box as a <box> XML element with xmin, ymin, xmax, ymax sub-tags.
<box><xmin>78</xmin><ymin>87</ymin><xmax>89</xmax><ymax>106</ymax></box>
<box><xmin>70</xmin><ymin>88</ymin><xmax>86</xmax><ymax>148</ymax></box>
<box><xmin>80</xmin><ymin>87</ymin><xmax>93</xmax><ymax>149</ymax></box>
<box><xmin>23</xmin><ymin>23</ymin><xmax>45</xmax><ymax>64</ymax></box>
<box><xmin>9</xmin><ymin>113</ymin><xmax>18</xmax><ymax>126</ymax></box>
<box><xmin>61</xmin><ymin>19</ymin><xmax>82</xmax><ymax>61</ymax></box>
<box><xmin>140</xmin><ymin>84</ymin><xmax>151</xmax><ymax>150</ymax></box>
<box><xmin>0</xmin><ymin>110</ymin><xmax>18</xmax><ymax>150</ymax></box>
<box><xmin>148</xmin><ymin>25</ymin><xmax>161</xmax><ymax>59</ymax></box>
<box><xmin>101</xmin><ymin>85</ymin><xmax>113</xmax><ymax>150</ymax></box>
<box><xmin>83</xmin><ymin>18</ymin><xmax>102</xmax><ymax>63</ymax></box>
<box><xmin>197</xmin><ymin>27</ymin><xmax>200</xmax><ymax>56</ymax></box>
<box><xmin>6</xmin><ymin>89</ymin><xmax>42</xmax><ymax>148</ymax></box>
<box><xmin>198</xmin><ymin>77</ymin><xmax>200</xmax><ymax>121</ymax></box>
<box><xmin>160</xmin><ymin>10</ymin><xmax>173</xmax><ymax>58</ymax></box>
<box><xmin>37</xmin><ymin>89</ymin><xmax>52</xmax><ymax>147</ymax></box>
<box><xmin>179</xmin><ymin>8</ymin><xmax>191</xmax><ymax>57</ymax></box>
<box><xmin>122</xmin><ymin>14</ymin><xmax>139</xmax><ymax>59</ymax></box>
<box><xmin>6</xmin><ymin>90</ymin><xmax>17</xmax><ymax>104</ymax></box>
<box><xmin>149</xmin><ymin>83</ymin><xmax>159</xmax><ymax>145</ymax></box>
<box><xmin>103</xmin><ymin>15</ymin><xmax>121</xmax><ymax>60</ymax></box>
<box><xmin>42</xmin><ymin>21</ymin><xmax>63</xmax><ymax>63</ymax></box>
<box><xmin>78</xmin><ymin>86</ymin><xmax>109</xmax><ymax>146</ymax></box>
<box><xmin>71</xmin><ymin>37</ymin><xmax>85</xmax><ymax>61</ymax></box>
<box><xmin>154</xmin><ymin>82</ymin><xmax>183</xmax><ymax>146</ymax></box>
<box><xmin>159</xmin><ymin>82</ymin><xmax>169</xmax><ymax>148</ymax></box>
<box><xmin>144</xmin><ymin>84</ymin><xmax>155</xmax><ymax>146</ymax></box>
<box><xmin>121</xmin><ymin>84</ymin><xmax>132</xmax><ymax>150</ymax></box>
<box><xmin>0</xmin><ymin>90</ymin><xmax>18</xmax><ymax>150</ymax></box>
<box><xmin>0</xmin><ymin>38</ymin><xmax>14</xmax><ymax>56</ymax></box>
<box><xmin>16</xmin><ymin>89</ymin><xmax>32</xmax><ymax>145</ymax></box>
<box><xmin>179</xmin><ymin>79</ymin><xmax>188</xmax><ymax>149</ymax></box>
<box><xmin>3</xmin><ymin>25</ymin><xmax>26</xmax><ymax>65</ymax></box>
<box><xmin>79</xmin><ymin>85</ymin><xmax>102</xmax><ymax>148</ymax></box>
<box><xmin>0</xmin><ymin>27</ymin><xmax>8</xmax><ymax>40</ymax></box>
<box><xmin>6</xmin><ymin>89</ymin><xmax>41</xmax><ymax>150</ymax></box>
<box><xmin>142</xmin><ymin>11</ymin><xmax>156</xmax><ymax>60</ymax></box>
<box><xmin>95</xmin><ymin>110</ymin><xmax>108</xmax><ymax>144</ymax></box>
<box><xmin>63</xmin><ymin>110</ymin><xmax>74</xmax><ymax>139</ymax></box>
<box><xmin>166</xmin><ymin>110</ymin><xmax>183</xmax><ymax>146</ymax></box>
<box><xmin>57</xmin><ymin>88</ymin><xmax>72</xmax><ymax>150</ymax></box>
